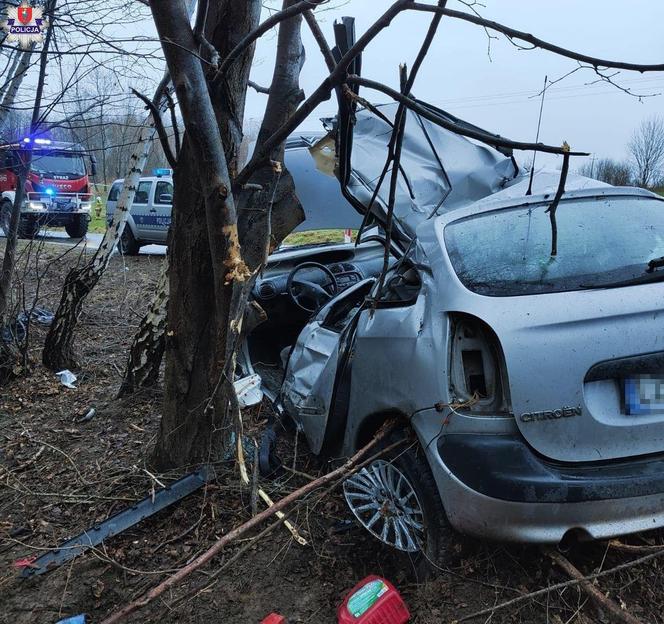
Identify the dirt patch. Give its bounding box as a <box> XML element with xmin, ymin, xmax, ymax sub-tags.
<box><xmin>2</xmin><ymin>241</ymin><xmax>664</xmax><ymax>624</ymax></box>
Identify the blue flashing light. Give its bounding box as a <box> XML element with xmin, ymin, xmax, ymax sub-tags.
<box><xmin>23</xmin><ymin>137</ymin><xmax>31</xmax><ymax>143</ymax></box>
<box><xmin>45</xmin><ymin>187</ymin><xmax>55</xmax><ymax>196</ymax></box>
<box><xmin>153</xmin><ymin>168</ymin><xmax>172</xmax><ymax>177</ymax></box>
<box><xmin>34</xmin><ymin>138</ymin><xmax>51</xmax><ymax>145</ymax></box>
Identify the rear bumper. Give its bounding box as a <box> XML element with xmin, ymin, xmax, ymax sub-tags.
<box><xmin>430</xmin><ymin>433</ymin><xmax>664</xmax><ymax>543</ymax></box>
<box><xmin>439</xmin><ymin>434</ymin><xmax>664</xmax><ymax>502</ymax></box>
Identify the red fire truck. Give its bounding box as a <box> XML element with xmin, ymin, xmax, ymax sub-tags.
<box><xmin>0</xmin><ymin>137</ymin><xmax>97</xmax><ymax>239</ymax></box>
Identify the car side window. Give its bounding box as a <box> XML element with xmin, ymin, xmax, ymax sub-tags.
<box><xmin>134</xmin><ymin>180</ymin><xmax>152</xmax><ymax>205</ymax></box>
<box><xmin>107</xmin><ymin>181</ymin><xmax>123</xmax><ymax>202</ymax></box>
<box><xmin>154</xmin><ymin>181</ymin><xmax>173</xmax><ymax>205</ymax></box>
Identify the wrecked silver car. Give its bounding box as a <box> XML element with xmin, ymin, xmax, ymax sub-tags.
<box><xmin>243</xmin><ymin>100</ymin><xmax>664</xmax><ymax>565</ymax></box>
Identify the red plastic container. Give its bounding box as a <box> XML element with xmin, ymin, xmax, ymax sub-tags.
<box><xmin>337</xmin><ymin>575</ymin><xmax>410</xmax><ymax>624</ymax></box>
<box><xmin>260</xmin><ymin>615</ymin><xmax>286</xmax><ymax>624</ymax></box>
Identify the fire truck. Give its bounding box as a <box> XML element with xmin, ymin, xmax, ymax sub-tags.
<box><xmin>0</xmin><ymin>137</ymin><xmax>97</xmax><ymax>239</ymax></box>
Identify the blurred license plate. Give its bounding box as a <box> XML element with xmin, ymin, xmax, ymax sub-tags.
<box><xmin>624</xmin><ymin>376</ymin><xmax>664</xmax><ymax>415</ymax></box>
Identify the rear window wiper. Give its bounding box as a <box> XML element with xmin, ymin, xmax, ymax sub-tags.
<box><xmin>581</xmin><ymin>271</ymin><xmax>664</xmax><ymax>290</ymax></box>
<box><xmin>647</xmin><ymin>256</ymin><xmax>664</xmax><ymax>273</ymax></box>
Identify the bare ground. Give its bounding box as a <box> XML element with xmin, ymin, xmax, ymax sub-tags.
<box><xmin>1</xmin><ymin>241</ymin><xmax>664</xmax><ymax>624</ymax></box>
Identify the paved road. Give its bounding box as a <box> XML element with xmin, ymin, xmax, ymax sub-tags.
<box><xmin>0</xmin><ymin>228</ymin><xmax>167</xmax><ymax>256</ymax></box>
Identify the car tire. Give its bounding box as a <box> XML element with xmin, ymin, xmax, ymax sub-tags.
<box><xmin>65</xmin><ymin>214</ymin><xmax>88</xmax><ymax>238</ymax></box>
<box><xmin>1</xmin><ymin>201</ymin><xmax>39</xmax><ymax>239</ymax></box>
<box><xmin>118</xmin><ymin>226</ymin><xmax>140</xmax><ymax>256</ymax></box>
<box><xmin>343</xmin><ymin>429</ymin><xmax>452</xmax><ymax>579</ymax></box>
<box><xmin>18</xmin><ymin>218</ymin><xmax>39</xmax><ymax>239</ymax></box>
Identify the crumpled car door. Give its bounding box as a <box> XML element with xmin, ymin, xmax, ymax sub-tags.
<box><xmin>281</xmin><ymin>279</ymin><xmax>375</xmax><ymax>454</ymax></box>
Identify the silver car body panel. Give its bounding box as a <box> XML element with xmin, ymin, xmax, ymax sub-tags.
<box><xmin>282</xmin><ymin>320</ymin><xmax>340</xmax><ymax>454</ymax></box>
<box><xmin>281</xmin><ymin>278</ymin><xmax>377</xmax><ymax>454</ymax></box>
<box><xmin>246</xmin><ymin>107</ymin><xmax>664</xmax><ymax>542</ymax></box>
<box><xmin>428</xmin><ymin>185</ymin><xmax>664</xmax><ymax>463</ymax></box>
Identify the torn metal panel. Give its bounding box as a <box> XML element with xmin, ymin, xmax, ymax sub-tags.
<box><xmin>20</xmin><ymin>467</ymin><xmax>211</xmax><ymax>577</ymax></box>
<box><xmin>234</xmin><ymin>373</ymin><xmax>263</xmax><ymax>409</ymax></box>
<box><xmin>281</xmin><ymin>320</ymin><xmax>340</xmax><ymax>455</ymax></box>
<box><xmin>343</xmin><ymin>102</ymin><xmax>518</xmax><ymax>239</ymax></box>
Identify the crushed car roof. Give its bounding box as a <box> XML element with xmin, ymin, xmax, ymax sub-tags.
<box><xmin>339</xmin><ymin>102</ymin><xmax>519</xmax><ymax>239</ymax></box>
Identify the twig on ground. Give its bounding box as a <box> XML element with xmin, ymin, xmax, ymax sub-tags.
<box><xmin>455</xmin><ymin>547</ymin><xmax>664</xmax><ymax>622</ymax></box>
<box><xmin>142</xmin><ymin>468</ymin><xmax>166</xmax><ymax>489</ymax></box>
<box><xmin>544</xmin><ymin>547</ymin><xmax>643</xmax><ymax>624</ymax></box>
<box><xmin>165</xmin><ymin>434</ymin><xmax>409</xmax><ymax>614</ymax></box>
<box><xmin>99</xmin><ymin>420</ymin><xmax>396</xmax><ymax>624</ymax></box>
<box><xmin>250</xmin><ymin>440</ymin><xmax>259</xmax><ymax>517</ymax></box>
<box><xmin>257</xmin><ymin>488</ymin><xmax>307</xmax><ymax>546</ymax></box>
<box><xmin>14</xmin><ymin>444</ymin><xmax>45</xmax><ymax>472</ymax></box>
<box><xmin>36</xmin><ymin>439</ymin><xmax>89</xmax><ymax>486</ymax></box>
<box><xmin>609</xmin><ymin>540</ymin><xmax>664</xmax><ymax>554</ymax></box>
<box><xmin>152</xmin><ymin>518</ymin><xmax>202</xmax><ymax>554</ymax></box>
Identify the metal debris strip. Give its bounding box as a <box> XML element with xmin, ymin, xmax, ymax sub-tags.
<box><xmin>20</xmin><ymin>466</ymin><xmax>212</xmax><ymax>577</ymax></box>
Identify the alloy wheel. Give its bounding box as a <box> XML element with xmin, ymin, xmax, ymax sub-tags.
<box><xmin>343</xmin><ymin>459</ymin><xmax>425</xmax><ymax>552</ymax></box>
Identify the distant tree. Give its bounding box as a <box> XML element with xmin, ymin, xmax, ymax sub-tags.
<box><xmin>628</xmin><ymin>116</ymin><xmax>664</xmax><ymax>188</ymax></box>
<box><xmin>578</xmin><ymin>157</ymin><xmax>632</xmax><ymax>186</ymax></box>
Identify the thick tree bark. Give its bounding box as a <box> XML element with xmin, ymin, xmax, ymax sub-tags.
<box><xmin>42</xmin><ymin>75</ymin><xmax>170</xmax><ymax>371</ymax></box>
<box><xmin>117</xmin><ymin>257</ymin><xmax>169</xmax><ymax>397</ymax></box>
<box><xmin>151</xmin><ymin>0</ymin><xmax>260</xmax><ymax>469</ymax></box>
<box><xmin>0</xmin><ymin>4</ymin><xmax>53</xmax><ymax>335</ymax></box>
<box><xmin>237</xmin><ymin>0</ymin><xmax>307</xmax><ymax>269</ymax></box>
<box><xmin>120</xmin><ymin>0</ymin><xmax>306</xmax><ymax>404</ymax></box>
<box><xmin>0</xmin><ymin>45</ymin><xmax>33</xmax><ymax>127</ymax></box>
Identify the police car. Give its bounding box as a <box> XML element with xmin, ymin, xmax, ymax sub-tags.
<box><xmin>107</xmin><ymin>138</ymin><xmax>364</xmax><ymax>255</ymax></box>
<box><xmin>106</xmin><ymin>169</ymin><xmax>173</xmax><ymax>255</ymax></box>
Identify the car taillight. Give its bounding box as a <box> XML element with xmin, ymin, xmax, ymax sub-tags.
<box><xmin>449</xmin><ymin>314</ymin><xmax>512</xmax><ymax>417</ymax></box>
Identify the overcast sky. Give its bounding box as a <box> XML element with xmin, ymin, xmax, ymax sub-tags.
<box><xmin>244</xmin><ymin>0</ymin><xmax>664</xmax><ymax>170</ymax></box>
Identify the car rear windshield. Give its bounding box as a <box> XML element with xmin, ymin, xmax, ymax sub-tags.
<box><xmin>444</xmin><ymin>195</ymin><xmax>664</xmax><ymax>296</ymax></box>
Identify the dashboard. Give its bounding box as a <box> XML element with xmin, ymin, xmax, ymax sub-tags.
<box><xmin>252</xmin><ymin>242</ymin><xmax>384</xmax><ymax>304</ymax></box>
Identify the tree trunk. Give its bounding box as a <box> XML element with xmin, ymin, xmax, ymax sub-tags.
<box><xmin>237</xmin><ymin>0</ymin><xmax>307</xmax><ymax>268</ymax></box>
<box><xmin>117</xmin><ymin>257</ymin><xmax>169</xmax><ymax>397</ymax></box>
<box><xmin>42</xmin><ymin>75</ymin><xmax>169</xmax><ymax>371</ymax></box>
<box><xmin>0</xmin><ymin>45</ymin><xmax>34</xmax><ymax>128</ymax></box>
<box><xmin>0</xmin><ymin>3</ymin><xmax>54</xmax><ymax>329</ymax></box>
<box><xmin>117</xmin><ymin>0</ymin><xmax>307</xmax><ymax>403</ymax></box>
<box><xmin>150</xmin><ymin>0</ymin><xmax>261</xmax><ymax>470</ymax></box>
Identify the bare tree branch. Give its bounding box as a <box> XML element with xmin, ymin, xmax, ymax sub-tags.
<box><xmin>303</xmin><ymin>9</ymin><xmax>336</xmax><ymax>73</ymax></box>
<box><xmin>236</xmin><ymin>0</ymin><xmax>415</xmax><ymax>188</ymax></box>
<box><xmin>214</xmin><ymin>0</ymin><xmax>329</xmax><ymax>79</ymax></box>
<box><xmin>411</xmin><ymin>4</ymin><xmax>664</xmax><ymax>72</ymax></box>
<box><xmin>132</xmin><ymin>87</ymin><xmax>177</xmax><ymax>168</ymax></box>
<box><xmin>346</xmin><ymin>75</ymin><xmax>589</xmax><ymax>156</ymax></box>
<box><xmin>248</xmin><ymin>79</ymin><xmax>270</xmax><ymax>95</ymax></box>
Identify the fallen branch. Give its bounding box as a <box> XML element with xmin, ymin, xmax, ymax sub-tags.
<box><xmin>454</xmin><ymin>546</ymin><xmax>664</xmax><ymax>623</ymax></box>
<box><xmin>544</xmin><ymin>547</ymin><xmax>643</xmax><ymax>624</ymax></box>
<box><xmin>164</xmin><ymin>436</ymin><xmax>410</xmax><ymax>615</ymax></box>
<box><xmin>609</xmin><ymin>540</ymin><xmax>664</xmax><ymax>555</ymax></box>
<box><xmin>99</xmin><ymin>420</ymin><xmax>395</xmax><ymax>624</ymax></box>
<box><xmin>545</xmin><ymin>147</ymin><xmax>571</xmax><ymax>256</ymax></box>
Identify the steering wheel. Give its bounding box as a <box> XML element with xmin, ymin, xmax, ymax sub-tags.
<box><xmin>287</xmin><ymin>262</ymin><xmax>338</xmax><ymax>313</ymax></box>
